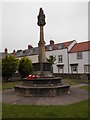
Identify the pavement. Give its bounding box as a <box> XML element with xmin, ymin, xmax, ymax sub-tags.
<box><xmin>71</xmin><ymin>83</ymin><xmax>88</xmax><ymax>88</ymax></box>
<box><xmin>2</xmin><ymin>85</ymin><xmax>88</xmax><ymax>105</ymax></box>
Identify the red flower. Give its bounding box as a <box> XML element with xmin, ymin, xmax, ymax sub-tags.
<box><xmin>27</xmin><ymin>75</ymin><xmax>37</xmax><ymax>79</ymax></box>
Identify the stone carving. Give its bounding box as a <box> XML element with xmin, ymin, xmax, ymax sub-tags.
<box><xmin>37</xmin><ymin>8</ymin><xmax>46</xmax><ymax>26</ymax></box>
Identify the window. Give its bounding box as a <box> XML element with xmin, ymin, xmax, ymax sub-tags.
<box><xmin>58</xmin><ymin>55</ymin><xmax>63</xmax><ymax>63</ymax></box>
<box><xmin>84</xmin><ymin>65</ymin><xmax>90</xmax><ymax>73</ymax></box>
<box><xmin>72</xmin><ymin>66</ymin><xmax>77</xmax><ymax>72</ymax></box>
<box><xmin>49</xmin><ymin>46</ymin><xmax>53</xmax><ymax>51</ymax></box>
<box><xmin>71</xmin><ymin>65</ymin><xmax>78</xmax><ymax>73</ymax></box>
<box><xmin>77</xmin><ymin>52</ymin><xmax>83</xmax><ymax>59</ymax></box>
<box><xmin>58</xmin><ymin>43</ymin><xmax>64</xmax><ymax>49</ymax></box>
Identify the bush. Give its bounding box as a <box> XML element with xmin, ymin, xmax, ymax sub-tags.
<box><xmin>2</xmin><ymin>55</ymin><xmax>18</xmax><ymax>82</ymax></box>
<box><xmin>18</xmin><ymin>57</ymin><xmax>32</xmax><ymax>78</ymax></box>
<box><xmin>46</xmin><ymin>55</ymin><xmax>56</xmax><ymax>64</ymax></box>
<box><xmin>17</xmin><ymin>49</ymin><xmax>22</xmax><ymax>53</ymax></box>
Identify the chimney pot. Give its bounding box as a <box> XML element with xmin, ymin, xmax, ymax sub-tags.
<box><xmin>4</xmin><ymin>48</ymin><xmax>8</xmax><ymax>54</ymax></box>
<box><xmin>50</xmin><ymin>40</ymin><xmax>54</xmax><ymax>45</ymax></box>
<box><xmin>13</xmin><ymin>50</ymin><xmax>16</xmax><ymax>55</ymax></box>
<box><xmin>28</xmin><ymin>45</ymin><xmax>33</xmax><ymax>49</ymax></box>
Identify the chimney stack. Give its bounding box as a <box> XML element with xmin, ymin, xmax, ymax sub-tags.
<box><xmin>13</xmin><ymin>50</ymin><xmax>16</xmax><ymax>55</ymax></box>
<box><xmin>4</xmin><ymin>48</ymin><xmax>8</xmax><ymax>56</ymax></box>
<box><xmin>50</xmin><ymin>40</ymin><xmax>54</xmax><ymax>45</ymax></box>
<box><xmin>28</xmin><ymin>45</ymin><xmax>33</xmax><ymax>49</ymax></box>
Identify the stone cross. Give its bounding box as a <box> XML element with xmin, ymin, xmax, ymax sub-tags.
<box><xmin>37</xmin><ymin>8</ymin><xmax>46</xmax><ymax>77</ymax></box>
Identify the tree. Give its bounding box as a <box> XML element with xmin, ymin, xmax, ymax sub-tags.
<box><xmin>46</xmin><ymin>55</ymin><xmax>56</xmax><ymax>64</ymax></box>
<box><xmin>46</xmin><ymin>55</ymin><xmax>56</xmax><ymax>73</ymax></box>
<box><xmin>2</xmin><ymin>55</ymin><xmax>18</xmax><ymax>82</ymax></box>
<box><xmin>18</xmin><ymin>57</ymin><xmax>32</xmax><ymax>78</ymax></box>
<box><xmin>17</xmin><ymin>49</ymin><xmax>22</xmax><ymax>53</ymax></box>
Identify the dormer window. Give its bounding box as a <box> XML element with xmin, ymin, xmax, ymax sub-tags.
<box><xmin>58</xmin><ymin>43</ymin><xmax>64</xmax><ymax>49</ymax></box>
<box><xmin>77</xmin><ymin>52</ymin><xmax>83</xmax><ymax>59</ymax></box>
<box><xmin>23</xmin><ymin>50</ymin><xmax>26</xmax><ymax>54</ymax></box>
<box><xmin>49</xmin><ymin>46</ymin><xmax>53</xmax><ymax>51</ymax></box>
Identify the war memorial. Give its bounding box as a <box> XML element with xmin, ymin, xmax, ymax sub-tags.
<box><xmin>15</xmin><ymin>8</ymin><xmax>70</xmax><ymax>97</ymax></box>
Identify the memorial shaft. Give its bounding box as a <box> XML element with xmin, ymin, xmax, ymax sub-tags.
<box><xmin>37</xmin><ymin>8</ymin><xmax>46</xmax><ymax>77</ymax></box>
<box><xmin>38</xmin><ymin>26</ymin><xmax>46</xmax><ymax>62</ymax></box>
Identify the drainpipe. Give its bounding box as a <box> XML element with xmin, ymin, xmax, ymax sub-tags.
<box><xmin>67</xmin><ymin>47</ymin><xmax>69</xmax><ymax>74</ymax></box>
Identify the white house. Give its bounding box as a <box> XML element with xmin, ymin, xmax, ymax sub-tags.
<box><xmin>17</xmin><ymin>54</ymin><xmax>38</xmax><ymax>63</ymax></box>
<box><xmin>46</xmin><ymin>40</ymin><xmax>76</xmax><ymax>73</ymax></box>
<box><xmin>69</xmin><ymin>41</ymin><xmax>90</xmax><ymax>74</ymax></box>
<box><xmin>16</xmin><ymin>40</ymin><xmax>76</xmax><ymax>73</ymax></box>
<box><xmin>3</xmin><ymin>40</ymin><xmax>89</xmax><ymax>76</ymax></box>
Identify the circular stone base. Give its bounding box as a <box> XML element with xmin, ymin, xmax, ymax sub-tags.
<box><xmin>15</xmin><ymin>77</ymin><xmax>70</xmax><ymax>97</ymax></box>
<box><xmin>2</xmin><ymin>87</ymin><xmax>88</xmax><ymax>105</ymax></box>
<box><xmin>15</xmin><ymin>84</ymin><xmax>70</xmax><ymax>97</ymax></box>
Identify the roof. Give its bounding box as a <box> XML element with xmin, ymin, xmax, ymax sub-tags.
<box><xmin>70</xmin><ymin>41</ymin><xmax>90</xmax><ymax>53</ymax></box>
<box><xmin>0</xmin><ymin>52</ymin><xmax>11</xmax><ymax>58</ymax></box>
<box><xmin>16</xmin><ymin>47</ymin><xmax>39</xmax><ymax>57</ymax></box>
<box><xmin>1</xmin><ymin>40</ymin><xmax>75</xmax><ymax>58</ymax></box>
<box><xmin>46</xmin><ymin>40</ymin><xmax>75</xmax><ymax>51</ymax></box>
<box><xmin>15</xmin><ymin>40</ymin><xmax>75</xmax><ymax>57</ymax></box>
<box><xmin>62</xmin><ymin>40</ymin><xmax>75</xmax><ymax>49</ymax></box>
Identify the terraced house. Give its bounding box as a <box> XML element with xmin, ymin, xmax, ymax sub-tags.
<box><xmin>69</xmin><ymin>41</ymin><xmax>90</xmax><ymax>74</ymax></box>
<box><xmin>1</xmin><ymin>40</ymin><xmax>89</xmax><ymax>79</ymax></box>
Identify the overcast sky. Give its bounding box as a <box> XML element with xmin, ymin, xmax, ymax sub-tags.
<box><xmin>0</xmin><ymin>1</ymin><xmax>88</xmax><ymax>53</ymax></box>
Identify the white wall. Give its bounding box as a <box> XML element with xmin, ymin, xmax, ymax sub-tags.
<box><xmin>46</xmin><ymin>49</ymin><xmax>68</xmax><ymax>73</ymax></box>
<box><xmin>88</xmin><ymin>51</ymin><xmax>90</xmax><ymax>64</ymax></box>
<box><xmin>27</xmin><ymin>55</ymin><xmax>38</xmax><ymax>63</ymax></box>
<box><xmin>16</xmin><ymin>43</ymin><xmax>89</xmax><ymax>74</ymax></box>
<box><xmin>17</xmin><ymin>55</ymin><xmax>38</xmax><ymax>63</ymax></box>
<box><xmin>69</xmin><ymin>51</ymin><xmax>89</xmax><ymax>73</ymax></box>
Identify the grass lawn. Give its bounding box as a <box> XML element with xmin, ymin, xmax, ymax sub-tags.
<box><xmin>2</xmin><ymin>100</ymin><xmax>88</xmax><ymax>119</ymax></box>
<box><xmin>0</xmin><ymin>83</ymin><xmax>1</xmax><ymax>91</ymax></box>
<box><xmin>1</xmin><ymin>79</ymin><xmax>87</xmax><ymax>91</ymax></box>
<box><xmin>2</xmin><ymin>81</ymin><xmax>22</xmax><ymax>90</ymax></box>
<box><xmin>62</xmin><ymin>79</ymin><xmax>88</xmax><ymax>86</ymax></box>
<box><xmin>80</xmin><ymin>85</ymin><xmax>88</xmax><ymax>91</ymax></box>
<box><xmin>1</xmin><ymin>79</ymin><xmax>88</xmax><ymax>119</ymax></box>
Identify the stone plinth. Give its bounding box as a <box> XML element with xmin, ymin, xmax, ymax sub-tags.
<box><xmin>33</xmin><ymin>62</ymin><xmax>53</xmax><ymax>77</ymax></box>
<box><xmin>15</xmin><ymin>85</ymin><xmax>70</xmax><ymax>97</ymax></box>
<box><xmin>22</xmin><ymin>77</ymin><xmax>61</xmax><ymax>87</ymax></box>
<box><xmin>14</xmin><ymin>77</ymin><xmax>70</xmax><ymax>97</ymax></box>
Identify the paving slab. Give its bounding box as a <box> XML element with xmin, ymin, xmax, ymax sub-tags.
<box><xmin>71</xmin><ymin>83</ymin><xmax>88</xmax><ymax>88</ymax></box>
<box><xmin>2</xmin><ymin>87</ymin><xmax>88</xmax><ymax>105</ymax></box>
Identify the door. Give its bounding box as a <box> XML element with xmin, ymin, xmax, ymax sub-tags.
<box><xmin>58</xmin><ymin>66</ymin><xmax>64</xmax><ymax>73</ymax></box>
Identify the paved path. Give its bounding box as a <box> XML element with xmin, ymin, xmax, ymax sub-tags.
<box><xmin>2</xmin><ymin>86</ymin><xmax>88</xmax><ymax>105</ymax></box>
<box><xmin>71</xmin><ymin>83</ymin><xmax>88</xmax><ymax>88</ymax></box>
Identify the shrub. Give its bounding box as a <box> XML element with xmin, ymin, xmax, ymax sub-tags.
<box><xmin>46</xmin><ymin>55</ymin><xmax>56</xmax><ymax>64</ymax></box>
<box><xmin>17</xmin><ymin>49</ymin><xmax>22</xmax><ymax>53</ymax></box>
<box><xmin>2</xmin><ymin>55</ymin><xmax>18</xmax><ymax>82</ymax></box>
<box><xmin>18</xmin><ymin>57</ymin><xmax>32</xmax><ymax>78</ymax></box>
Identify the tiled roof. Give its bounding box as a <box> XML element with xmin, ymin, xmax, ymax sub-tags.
<box><xmin>70</xmin><ymin>41</ymin><xmax>90</xmax><ymax>53</ymax></box>
<box><xmin>1</xmin><ymin>40</ymin><xmax>75</xmax><ymax>58</ymax></box>
<box><xmin>46</xmin><ymin>40</ymin><xmax>75</xmax><ymax>51</ymax></box>
<box><xmin>16</xmin><ymin>47</ymin><xmax>39</xmax><ymax>57</ymax></box>
<box><xmin>62</xmin><ymin>40</ymin><xmax>75</xmax><ymax>49</ymax></box>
